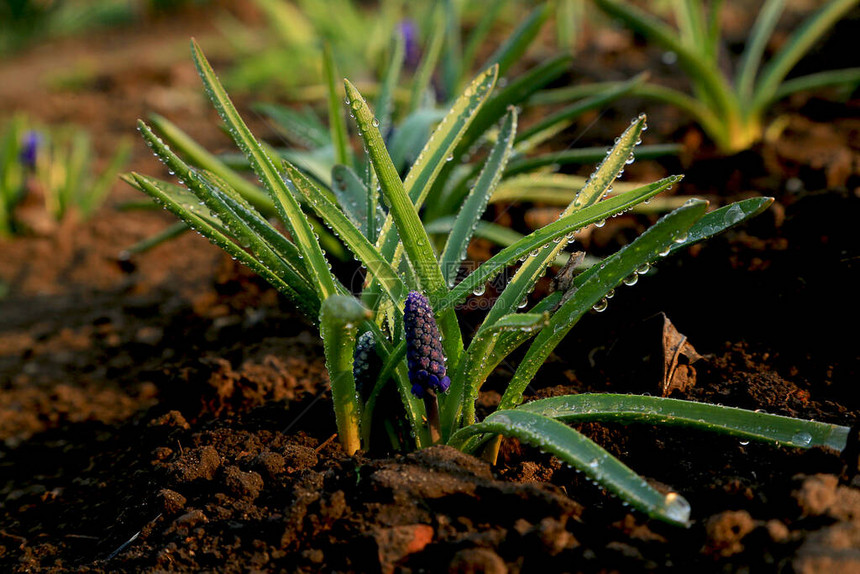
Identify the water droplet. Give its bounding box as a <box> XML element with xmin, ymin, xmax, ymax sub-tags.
<box><xmin>791</xmin><ymin>431</ymin><xmax>813</xmax><ymax>447</ymax></box>
<box><xmin>662</xmin><ymin>492</ymin><xmax>690</xmax><ymax>524</ymax></box>
<box><xmin>592</xmin><ymin>298</ymin><xmax>608</xmax><ymax>312</ymax></box>
<box><xmin>622</xmin><ymin>274</ymin><xmax>639</xmax><ymax>286</ymax></box>
<box><xmin>594</xmin><ymin>219</ymin><xmax>606</xmax><ymax>228</ymax></box>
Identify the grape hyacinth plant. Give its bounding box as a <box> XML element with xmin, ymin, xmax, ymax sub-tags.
<box><xmin>0</xmin><ymin>115</ymin><xmax>130</xmax><ymax>237</ymax></box>
<box><xmin>536</xmin><ymin>0</ymin><xmax>860</xmax><ymax>154</ymax></box>
<box><xmin>125</xmin><ymin>39</ymin><xmax>851</xmax><ymax>527</ymax></box>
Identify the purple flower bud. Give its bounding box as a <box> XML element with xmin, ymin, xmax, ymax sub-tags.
<box><xmin>404</xmin><ymin>291</ymin><xmax>450</xmax><ymax>399</ymax></box>
<box><xmin>397</xmin><ymin>19</ymin><xmax>421</xmax><ymax>70</ymax></box>
<box><xmin>19</xmin><ymin>131</ymin><xmax>40</xmax><ymax>170</ymax></box>
<box><xmin>353</xmin><ymin>330</ymin><xmax>379</xmax><ymax>400</ymax></box>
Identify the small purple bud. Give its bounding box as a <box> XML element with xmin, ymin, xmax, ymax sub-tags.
<box><xmin>353</xmin><ymin>330</ymin><xmax>379</xmax><ymax>400</ymax></box>
<box><xmin>397</xmin><ymin>19</ymin><xmax>421</xmax><ymax>70</ymax></box>
<box><xmin>404</xmin><ymin>291</ymin><xmax>450</xmax><ymax>398</ymax></box>
<box><xmin>19</xmin><ymin>131</ymin><xmax>40</xmax><ymax>170</ymax></box>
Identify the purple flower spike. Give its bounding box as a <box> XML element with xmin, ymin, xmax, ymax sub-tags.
<box><xmin>397</xmin><ymin>19</ymin><xmax>421</xmax><ymax>70</ymax></box>
<box><xmin>404</xmin><ymin>291</ymin><xmax>450</xmax><ymax>399</ymax></box>
<box><xmin>19</xmin><ymin>131</ymin><xmax>40</xmax><ymax>170</ymax></box>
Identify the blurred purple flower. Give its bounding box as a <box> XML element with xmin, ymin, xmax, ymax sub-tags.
<box><xmin>398</xmin><ymin>19</ymin><xmax>421</xmax><ymax>70</ymax></box>
<box><xmin>19</xmin><ymin>130</ymin><xmax>40</xmax><ymax>170</ymax></box>
<box><xmin>404</xmin><ymin>291</ymin><xmax>450</xmax><ymax>399</ymax></box>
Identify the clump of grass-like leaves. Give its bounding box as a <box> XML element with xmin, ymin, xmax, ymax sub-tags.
<box><xmin>0</xmin><ymin>115</ymin><xmax>130</xmax><ymax>237</ymax></box>
<box><xmin>125</xmin><ymin>39</ymin><xmax>851</xmax><ymax>527</ymax></box>
<box><xmin>135</xmin><ymin>1</ymin><xmax>678</xmax><ymax>258</ymax></box>
<box><xmin>538</xmin><ymin>0</ymin><xmax>860</xmax><ymax>154</ymax></box>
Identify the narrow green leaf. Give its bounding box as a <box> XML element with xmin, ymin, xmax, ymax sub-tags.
<box><xmin>735</xmin><ymin>0</ymin><xmax>786</xmax><ymax>101</ymax></box>
<box><xmin>483</xmin><ymin>312</ymin><xmax>551</xmax><ymax>336</ymax></box>
<box><xmin>504</xmin><ymin>144</ymin><xmax>681</xmax><ymax>177</ymax></box>
<box><xmin>519</xmin><ymin>394</ymin><xmax>851</xmax><ymax>451</ymax></box>
<box><xmin>120</xmin><ymin>220</ymin><xmax>188</xmax><ymax>256</ymax></box>
<box><xmin>374</xmin><ymin>30</ymin><xmax>405</xmax><ymax>137</ymax></box>
<box><xmin>440</xmin><ymin>0</ymin><xmax>462</xmax><ymax>100</ymax></box>
<box><xmin>331</xmin><ymin>164</ymin><xmax>384</xmax><ymax>239</ymax></box>
<box><xmin>676</xmin><ymin>0</ymin><xmax>708</xmax><ymax>54</ymax></box>
<box><xmin>437</xmin><ymin>176</ymin><xmax>683</xmax><ymax>314</ymax></box>
<box><xmin>425</xmin><ymin>55</ymin><xmax>573</xmax><ymax>221</ymax></box>
<box><xmin>514</xmin><ymin>73</ymin><xmax>647</xmax><ymax>149</ymax></box>
<box><xmin>771</xmin><ymin>67</ymin><xmax>860</xmax><ymax>103</ymax></box>
<box><xmin>486</xmin><ymin>293</ymin><xmax>564</xmax><ymax>373</ymax></box>
<box><xmin>135</xmin><ymin>120</ymin><xmax>317</xmax><ymax>307</ymax></box>
<box><xmin>448</xmin><ymin>410</ymin><xmax>692</xmax><ymax>526</ymax></box>
<box><xmin>752</xmin><ymin>0</ymin><xmax>859</xmax><ymax>113</ymax></box>
<box><xmin>461</xmin><ymin>0</ymin><xmax>506</xmax><ymax>74</ymax></box>
<box><xmin>190</xmin><ymin>38</ymin><xmax>337</xmax><ymax>300</ymax></box>
<box><xmin>668</xmin><ymin>196</ymin><xmax>774</xmax><ymax>255</ymax></box>
<box><xmin>388</xmin><ymin>108</ymin><xmax>447</xmax><ymax>172</ymax></box>
<box><xmin>84</xmin><ymin>138</ymin><xmax>131</xmax><ymax>216</ymax></box>
<box><xmin>373</xmin><ymin>65</ymin><xmax>498</xmax><ymax>273</ymax></box>
<box><xmin>406</xmin><ymin>65</ymin><xmax>498</xmax><ymax>204</ymax></box>
<box><xmin>489</xmin><ymin>173</ymin><xmax>641</xmax><ymax>205</ymax></box>
<box><xmin>409</xmin><ymin>7</ymin><xmax>445</xmax><ymax>113</ymax></box>
<box><xmin>320</xmin><ymin>295</ymin><xmax>371</xmax><ymax>455</ymax></box>
<box><xmin>479</xmin><ymin>3</ymin><xmax>549</xmax><ymax>78</ymax></box>
<box><xmin>528</xmin><ymin>82</ymin><xmax>723</xmax><ymax>144</ymax></box>
<box><xmin>323</xmin><ymin>43</ymin><xmax>351</xmax><ymax>167</ymax></box>
<box><xmin>253</xmin><ymin>102</ymin><xmax>331</xmax><ymax>149</ymax></box>
<box><xmin>426</xmin><ymin>218</ymin><xmax>572</xmax><ymax>267</ymax></box>
<box><xmin>440</xmin><ymin>108</ymin><xmax>517</xmax><ymax>286</ymax></box>
<box><xmin>454</xmin><ymin>54</ymin><xmax>569</xmax><ymax>160</ymax></box>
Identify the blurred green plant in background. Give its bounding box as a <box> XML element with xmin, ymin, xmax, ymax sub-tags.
<box><xmin>0</xmin><ymin>115</ymin><xmax>131</xmax><ymax>237</ymax></box>
<box><xmin>533</xmin><ymin>0</ymin><xmax>860</xmax><ymax>154</ymax></box>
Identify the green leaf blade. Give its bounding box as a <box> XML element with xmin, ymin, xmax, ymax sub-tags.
<box><xmin>437</xmin><ymin>176</ymin><xmax>683</xmax><ymax>314</ymax></box>
<box><xmin>320</xmin><ymin>295</ymin><xmax>371</xmax><ymax>455</ymax></box>
<box><xmin>518</xmin><ymin>394</ymin><xmax>851</xmax><ymax>451</ymax></box>
<box><xmin>448</xmin><ymin>410</ymin><xmax>692</xmax><ymax>526</ymax></box>
<box><xmin>440</xmin><ymin>107</ymin><xmax>517</xmax><ymax>286</ymax></box>
<box><xmin>190</xmin><ymin>38</ymin><xmax>338</xmax><ymax>301</ymax></box>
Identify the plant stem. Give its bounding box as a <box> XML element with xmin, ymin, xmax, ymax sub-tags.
<box><xmin>424</xmin><ymin>390</ymin><xmax>442</xmax><ymax>444</ymax></box>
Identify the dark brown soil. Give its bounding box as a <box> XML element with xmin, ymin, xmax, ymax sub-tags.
<box><xmin>1</xmin><ymin>4</ymin><xmax>858</xmax><ymax>573</ymax></box>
